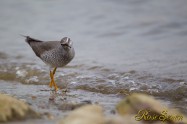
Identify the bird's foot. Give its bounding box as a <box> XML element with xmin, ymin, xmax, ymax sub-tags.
<box><xmin>53</xmin><ymin>82</ymin><xmax>58</xmax><ymax>92</ymax></box>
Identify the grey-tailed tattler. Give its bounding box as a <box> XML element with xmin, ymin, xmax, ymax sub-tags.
<box><xmin>23</xmin><ymin>36</ymin><xmax>75</xmax><ymax>91</ymax></box>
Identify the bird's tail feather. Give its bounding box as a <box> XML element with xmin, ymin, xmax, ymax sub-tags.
<box><xmin>20</xmin><ymin>34</ymin><xmax>43</xmax><ymax>44</ymax></box>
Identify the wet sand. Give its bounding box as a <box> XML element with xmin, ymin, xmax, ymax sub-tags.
<box><xmin>0</xmin><ymin>80</ymin><xmax>121</xmax><ymax>124</ymax></box>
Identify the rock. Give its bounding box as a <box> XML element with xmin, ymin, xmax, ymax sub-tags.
<box><xmin>58</xmin><ymin>93</ymin><xmax>187</xmax><ymax>124</ymax></box>
<box><xmin>116</xmin><ymin>93</ymin><xmax>187</xmax><ymax>124</ymax></box>
<box><xmin>0</xmin><ymin>93</ymin><xmax>40</xmax><ymax>122</ymax></box>
<box><xmin>59</xmin><ymin>105</ymin><xmax>105</xmax><ymax>124</ymax></box>
<box><xmin>116</xmin><ymin>93</ymin><xmax>165</xmax><ymax>115</ymax></box>
<box><xmin>105</xmin><ymin>115</ymin><xmax>143</xmax><ymax>124</ymax></box>
<box><xmin>59</xmin><ymin>104</ymin><xmax>142</xmax><ymax>124</ymax></box>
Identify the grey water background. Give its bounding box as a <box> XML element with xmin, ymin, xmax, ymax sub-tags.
<box><xmin>0</xmin><ymin>0</ymin><xmax>187</xmax><ymax>120</ymax></box>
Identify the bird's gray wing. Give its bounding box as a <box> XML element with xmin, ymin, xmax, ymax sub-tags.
<box><xmin>25</xmin><ymin>36</ymin><xmax>59</xmax><ymax>57</ymax></box>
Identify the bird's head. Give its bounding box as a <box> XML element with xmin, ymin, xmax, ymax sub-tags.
<box><xmin>60</xmin><ymin>37</ymin><xmax>73</xmax><ymax>49</ymax></box>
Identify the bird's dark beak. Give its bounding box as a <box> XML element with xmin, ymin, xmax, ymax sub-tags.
<box><xmin>20</xmin><ymin>34</ymin><xmax>28</xmax><ymax>38</ymax></box>
<box><xmin>61</xmin><ymin>44</ymin><xmax>71</xmax><ymax>48</ymax></box>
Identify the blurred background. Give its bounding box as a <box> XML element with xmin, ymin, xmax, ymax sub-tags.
<box><xmin>0</xmin><ymin>0</ymin><xmax>187</xmax><ymax>116</ymax></box>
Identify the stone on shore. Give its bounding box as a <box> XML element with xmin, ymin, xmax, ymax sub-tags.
<box><xmin>116</xmin><ymin>93</ymin><xmax>187</xmax><ymax>124</ymax></box>
<box><xmin>105</xmin><ymin>115</ymin><xmax>142</xmax><ymax>124</ymax></box>
<box><xmin>59</xmin><ymin>105</ymin><xmax>105</xmax><ymax>124</ymax></box>
<box><xmin>58</xmin><ymin>93</ymin><xmax>187</xmax><ymax>124</ymax></box>
<box><xmin>0</xmin><ymin>93</ymin><xmax>40</xmax><ymax>122</ymax></box>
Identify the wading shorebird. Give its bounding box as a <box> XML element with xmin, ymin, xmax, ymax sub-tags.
<box><xmin>23</xmin><ymin>36</ymin><xmax>75</xmax><ymax>91</ymax></box>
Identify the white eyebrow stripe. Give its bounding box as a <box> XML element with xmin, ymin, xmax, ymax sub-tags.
<box><xmin>66</xmin><ymin>38</ymin><xmax>69</xmax><ymax>43</ymax></box>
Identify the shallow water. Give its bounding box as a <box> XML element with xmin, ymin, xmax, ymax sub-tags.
<box><xmin>0</xmin><ymin>0</ymin><xmax>187</xmax><ymax>123</ymax></box>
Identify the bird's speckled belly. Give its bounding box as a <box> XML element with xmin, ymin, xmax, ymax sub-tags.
<box><xmin>41</xmin><ymin>50</ymin><xmax>73</xmax><ymax>67</ymax></box>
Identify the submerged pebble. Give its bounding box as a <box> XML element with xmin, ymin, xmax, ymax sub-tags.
<box><xmin>58</xmin><ymin>100</ymin><xmax>92</xmax><ymax>111</ymax></box>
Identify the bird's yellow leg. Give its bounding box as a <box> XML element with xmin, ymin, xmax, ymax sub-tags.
<box><xmin>52</xmin><ymin>67</ymin><xmax>58</xmax><ymax>91</ymax></box>
<box><xmin>49</xmin><ymin>71</ymin><xmax>54</xmax><ymax>88</ymax></box>
<box><xmin>49</xmin><ymin>67</ymin><xmax>57</xmax><ymax>88</ymax></box>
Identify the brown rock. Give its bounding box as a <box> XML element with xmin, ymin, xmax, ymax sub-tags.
<box><xmin>59</xmin><ymin>105</ymin><xmax>105</xmax><ymax>124</ymax></box>
<box><xmin>116</xmin><ymin>93</ymin><xmax>187</xmax><ymax>124</ymax></box>
<box><xmin>105</xmin><ymin>115</ymin><xmax>142</xmax><ymax>124</ymax></box>
<box><xmin>0</xmin><ymin>93</ymin><xmax>40</xmax><ymax>122</ymax></box>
